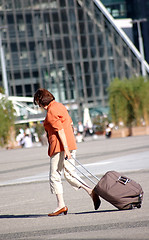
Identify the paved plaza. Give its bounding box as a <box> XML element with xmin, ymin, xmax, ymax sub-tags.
<box><xmin>0</xmin><ymin>135</ymin><xmax>149</xmax><ymax>239</ymax></box>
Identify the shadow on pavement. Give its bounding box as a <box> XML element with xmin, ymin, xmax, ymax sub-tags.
<box><xmin>0</xmin><ymin>214</ymin><xmax>47</xmax><ymax>218</ymax></box>
<box><xmin>0</xmin><ymin>209</ymin><xmax>132</xmax><ymax>218</ymax></box>
<box><xmin>74</xmin><ymin>209</ymin><xmax>127</xmax><ymax>215</ymax></box>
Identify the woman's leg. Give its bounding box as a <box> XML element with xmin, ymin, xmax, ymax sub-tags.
<box><xmin>64</xmin><ymin>150</ymin><xmax>87</xmax><ymax>190</ymax></box>
<box><xmin>80</xmin><ymin>184</ymin><xmax>101</xmax><ymax>210</ymax></box>
<box><xmin>50</xmin><ymin>152</ymin><xmax>66</xmax><ymax>212</ymax></box>
<box><xmin>64</xmin><ymin>150</ymin><xmax>101</xmax><ymax>210</ymax></box>
<box><xmin>55</xmin><ymin>193</ymin><xmax>65</xmax><ymax>210</ymax></box>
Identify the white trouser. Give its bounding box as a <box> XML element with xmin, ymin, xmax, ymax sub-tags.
<box><xmin>49</xmin><ymin>150</ymin><xmax>86</xmax><ymax>194</ymax></box>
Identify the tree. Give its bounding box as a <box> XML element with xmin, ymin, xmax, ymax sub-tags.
<box><xmin>0</xmin><ymin>96</ymin><xmax>16</xmax><ymax>146</ymax></box>
<box><xmin>108</xmin><ymin>76</ymin><xmax>149</xmax><ymax>131</ymax></box>
<box><xmin>139</xmin><ymin>80</ymin><xmax>149</xmax><ymax>126</ymax></box>
<box><xmin>108</xmin><ymin>78</ymin><xmax>134</xmax><ymax>127</ymax></box>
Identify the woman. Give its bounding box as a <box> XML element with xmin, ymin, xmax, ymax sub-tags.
<box><xmin>34</xmin><ymin>88</ymin><xmax>100</xmax><ymax>216</ymax></box>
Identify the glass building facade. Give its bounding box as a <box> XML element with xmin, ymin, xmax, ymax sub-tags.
<box><xmin>127</xmin><ymin>0</ymin><xmax>149</xmax><ymax>64</ymax></box>
<box><xmin>0</xmin><ymin>0</ymin><xmax>147</xmax><ymax>121</ymax></box>
<box><xmin>101</xmin><ymin>0</ymin><xmax>149</xmax><ymax>64</ymax></box>
<box><xmin>100</xmin><ymin>0</ymin><xmax>127</xmax><ymax>18</ymax></box>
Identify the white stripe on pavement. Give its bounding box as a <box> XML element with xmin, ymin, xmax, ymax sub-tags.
<box><xmin>0</xmin><ymin>151</ymin><xmax>148</xmax><ymax>186</ymax></box>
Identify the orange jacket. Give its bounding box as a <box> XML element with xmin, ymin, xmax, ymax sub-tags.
<box><xmin>44</xmin><ymin>100</ymin><xmax>77</xmax><ymax>157</ymax></box>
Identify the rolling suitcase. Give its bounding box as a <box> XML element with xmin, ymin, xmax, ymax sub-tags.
<box><xmin>93</xmin><ymin>170</ymin><xmax>143</xmax><ymax>210</ymax></box>
<box><xmin>67</xmin><ymin>157</ymin><xmax>144</xmax><ymax>210</ymax></box>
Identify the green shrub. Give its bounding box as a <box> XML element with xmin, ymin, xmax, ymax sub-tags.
<box><xmin>0</xmin><ymin>97</ymin><xmax>16</xmax><ymax>146</ymax></box>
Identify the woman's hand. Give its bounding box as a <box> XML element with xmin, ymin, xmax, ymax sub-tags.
<box><xmin>64</xmin><ymin>147</ymin><xmax>72</xmax><ymax>160</ymax></box>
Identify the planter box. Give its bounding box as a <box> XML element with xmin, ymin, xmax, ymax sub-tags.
<box><xmin>111</xmin><ymin>126</ymin><xmax>149</xmax><ymax>138</ymax></box>
<box><xmin>111</xmin><ymin>128</ymin><xmax>129</xmax><ymax>138</ymax></box>
<box><xmin>132</xmin><ymin>127</ymin><xmax>147</xmax><ymax>136</ymax></box>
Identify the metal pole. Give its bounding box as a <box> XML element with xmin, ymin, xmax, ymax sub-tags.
<box><xmin>132</xmin><ymin>19</ymin><xmax>147</xmax><ymax>77</ymax></box>
<box><xmin>0</xmin><ymin>30</ymin><xmax>9</xmax><ymax>96</ymax></box>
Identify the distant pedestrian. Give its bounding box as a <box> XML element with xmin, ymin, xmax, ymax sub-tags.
<box><xmin>21</xmin><ymin>134</ymin><xmax>33</xmax><ymax>148</ymax></box>
<box><xmin>105</xmin><ymin>124</ymin><xmax>112</xmax><ymax>138</ymax></box>
<box><xmin>77</xmin><ymin>121</ymin><xmax>84</xmax><ymax>142</ymax></box>
<box><xmin>16</xmin><ymin>129</ymin><xmax>24</xmax><ymax>147</ymax></box>
<box><xmin>77</xmin><ymin>121</ymin><xmax>84</xmax><ymax>134</ymax></box>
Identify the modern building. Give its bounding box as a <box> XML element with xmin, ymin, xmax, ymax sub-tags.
<box><xmin>101</xmin><ymin>0</ymin><xmax>149</xmax><ymax>64</ymax></box>
<box><xmin>100</xmin><ymin>0</ymin><xmax>127</xmax><ymax>19</ymax></box>
<box><xmin>100</xmin><ymin>0</ymin><xmax>133</xmax><ymax>42</ymax></box>
<box><xmin>0</xmin><ymin>0</ymin><xmax>149</xmax><ymax>122</ymax></box>
<box><xmin>127</xmin><ymin>0</ymin><xmax>149</xmax><ymax>65</ymax></box>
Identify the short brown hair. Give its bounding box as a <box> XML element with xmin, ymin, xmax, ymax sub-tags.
<box><xmin>33</xmin><ymin>88</ymin><xmax>55</xmax><ymax>107</ymax></box>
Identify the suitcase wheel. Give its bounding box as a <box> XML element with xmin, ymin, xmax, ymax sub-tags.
<box><xmin>136</xmin><ymin>203</ymin><xmax>141</xmax><ymax>209</ymax></box>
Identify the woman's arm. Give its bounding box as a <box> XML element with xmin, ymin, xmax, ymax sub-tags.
<box><xmin>58</xmin><ymin>129</ymin><xmax>72</xmax><ymax>159</ymax></box>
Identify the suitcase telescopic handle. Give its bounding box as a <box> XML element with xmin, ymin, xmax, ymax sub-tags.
<box><xmin>65</xmin><ymin>156</ymin><xmax>99</xmax><ymax>185</ymax></box>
